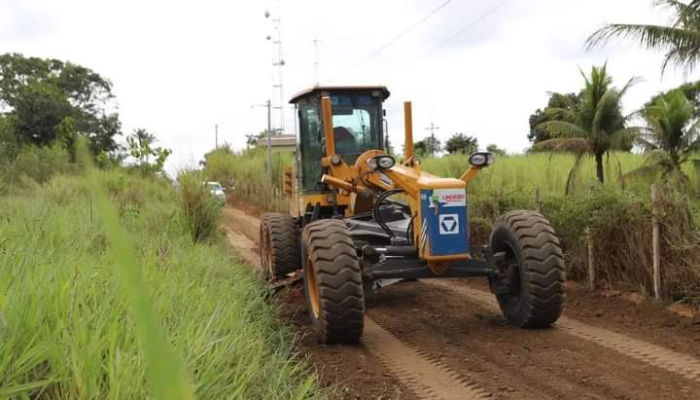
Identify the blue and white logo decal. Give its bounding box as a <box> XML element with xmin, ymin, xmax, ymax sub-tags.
<box><xmin>439</xmin><ymin>214</ymin><xmax>459</xmax><ymax>235</ymax></box>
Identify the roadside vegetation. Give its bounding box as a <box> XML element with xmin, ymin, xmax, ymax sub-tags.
<box><xmin>0</xmin><ymin>169</ymin><xmax>317</xmax><ymax>398</ymax></box>
<box><xmin>202</xmin><ymin>145</ymin><xmax>293</xmax><ymax>213</ymax></box>
<box><xmin>0</xmin><ymin>54</ymin><xmax>318</xmax><ymax>399</ymax></box>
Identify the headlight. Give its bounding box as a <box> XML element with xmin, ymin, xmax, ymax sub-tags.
<box><xmin>378</xmin><ymin>155</ymin><xmax>395</xmax><ymax>169</ymax></box>
<box><xmin>368</xmin><ymin>155</ymin><xmax>396</xmax><ymax>170</ymax></box>
<box><xmin>468</xmin><ymin>152</ymin><xmax>495</xmax><ymax>167</ymax></box>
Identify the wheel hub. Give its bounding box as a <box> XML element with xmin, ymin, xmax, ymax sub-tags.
<box><xmin>306</xmin><ymin>259</ymin><xmax>321</xmax><ymax>318</ymax></box>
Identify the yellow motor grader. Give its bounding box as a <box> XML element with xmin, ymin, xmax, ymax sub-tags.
<box><xmin>260</xmin><ymin>86</ymin><xmax>565</xmax><ymax>344</ymax></box>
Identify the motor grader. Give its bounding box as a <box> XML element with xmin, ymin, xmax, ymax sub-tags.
<box><xmin>260</xmin><ymin>86</ymin><xmax>565</xmax><ymax>344</ymax></box>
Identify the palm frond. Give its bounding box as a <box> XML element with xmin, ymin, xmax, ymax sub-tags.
<box><xmin>661</xmin><ymin>43</ymin><xmax>700</xmax><ymax>73</ymax></box>
<box><xmin>592</xmin><ymin>89</ymin><xmax>616</xmax><ymax>134</ymax></box>
<box><xmin>587</xmin><ymin>24</ymin><xmax>700</xmax><ymax>71</ymax></box>
<box><xmin>654</xmin><ymin>1</ymin><xmax>700</xmax><ymax>27</ymax></box>
<box><xmin>644</xmin><ymin>149</ymin><xmax>675</xmax><ymax>169</ymax></box>
<box><xmin>691</xmin><ymin>158</ymin><xmax>700</xmax><ymax>171</ymax></box>
<box><xmin>635</xmin><ymin>136</ymin><xmax>660</xmax><ymax>152</ymax></box>
<box><xmin>536</xmin><ymin>120</ymin><xmax>589</xmax><ymax>139</ymax></box>
<box><xmin>610</xmin><ymin>127</ymin><xmax>643</xmax><ymax>149</ymax></box>
<box><xmin>620</xmin><ymin>164</ymin><xmax>664</xmax><ymax>182</ymax></box>
<box><xmin>532</xmin><ymin>138</ymin><xmax>593</xmax><ymax>154</ymax></box>
<box><xmin>681</xmin><ymin>127</ymin><xmax>700</xmax><ymax>154</ymax></box>
<box><xmin>565</xmin><ymin>152</ymin><xmax>586</xmax><ymax>196</ymax></box>
<box><xmin>618</xmin><ymin>76</ymin><xmax>642</xmax><ymax>97</ymax></box>
<box><xmin>543</xmin><ymin>107</ymin><xmax>576</xmax><ymax>121</ymax></box>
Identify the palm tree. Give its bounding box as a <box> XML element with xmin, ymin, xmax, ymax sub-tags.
<box><xmin>588</xmin><ymin>1</ymin><xmax>700</xmax><ymax>73</ymax></box>
<box><xmin>127</xmin><ymin>128</ymin><xmax>156</xmax><ymax>164</ymax></box>
<box><xmin>634</xmin><ymin>90</ymin><xmax>700</xmax><ymax>180</ymax></box>
<box><xmin>536</xmin><ymin>64</ymin><xmax>638</xmax><ymax>192</ymax></box>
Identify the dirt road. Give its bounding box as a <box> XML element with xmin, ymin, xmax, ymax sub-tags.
<box><xmin>223</xmin><ymin>204</ymin><xmax>700</xmax><ymax>400</ymax></box>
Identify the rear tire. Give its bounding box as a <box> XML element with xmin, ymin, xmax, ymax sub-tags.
<box><xmin>489</xmin><ymin>210</ymin><xmax>565</xmax><ymax>328</ymax></box>
<box><xmin>259</xmin><ymin>213</ymin><xmax>301</xmax><ymax>281</ymax></box>
<box><xmin>302</xmin><ymin>219</ymin><xmax>364</xmax><ymax>344</ymax></box>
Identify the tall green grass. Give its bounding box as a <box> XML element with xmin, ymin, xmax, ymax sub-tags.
<box><xmin>204</xmin><ymin>148</ymin><xmax>293</xmax><ymax>212</ymax></box>
<box><xmin>209</xmin><ymin>148</ymin><xmax>700</xmax><ymax>301</ymax></box>
<box><xmin>177</xmin><ymin>170</ymin><xmax>223</xmax><ymax>243</ymax></box>
<box><xmin>422</xmin><ymin>152</ymin><xmax>700</xmax><ymax>300</ymax></box>
<box><xmin>421</xmin><ymin>152</ymin><xmax>700</xmax><ymax>196</ymax></box>
<box><xmin>0</xmin><ymin>169</ymin><xmax>317</xmax><ymax>399</ymax></box>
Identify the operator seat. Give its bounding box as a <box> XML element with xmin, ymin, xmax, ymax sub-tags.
<box><xmin>334</xmin><ymin>126</ymin><xmax>359</xmax><ymax>154</ymax></box>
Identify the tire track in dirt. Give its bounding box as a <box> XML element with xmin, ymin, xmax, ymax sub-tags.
<box><xmin>428</xmin><ymin>279</ymin><xmax>700</xmax><ymax>384</ymax></box>
<box><xmin>223</xmin><ymin>205</ymin><xmax>493</xmax><ymax>400</ymax></box>
<box><xmin>368</xmin><ymin>282</ymin><xmax>700</xmax><ymax>400</ymax></box>
<box><xmin>363</xmin><ymin>319</ymin><xmax>490</xmax><ymax>400</ymax></box>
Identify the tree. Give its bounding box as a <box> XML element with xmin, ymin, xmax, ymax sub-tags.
<box><xmin>127</xmin><ymin>128</ymin><xmax>171</xmax><ymax>173</ymax></box>
<box><xmin>528</xmin><ymin>92</ymin><xmax>581</xmax><ymax>144</ymax></box>
<box><xmin>445</xmin><ymin>133</ymin><xmax>478</xmax><ymax>154</ymax></box>
<box><xmin>414</xmin><ymin>133</ymin><xmax>441</xmax><ymax>158</ymax></box>
<box><xmin>633</xmin><ymin>90</ymin><xmax>700</xmax><ymax>180</ymax></box>
<box><xmin>13</xmin><ymin>82</ymin><xmax>72</xmax><ymax>147</ymax></box>
<box><xmin>0</xmin><ymin>53</ymin><xmax>121</xmax><ymax>155</ymax></box>
<box><xmin>536</xmin><ymin>64</ymin><xmax>639</xmax><ymax>191</ymax></box>
<box><xmin>0</xmin><ymin>115</ymin><xmax>20</xmax><ymax>163</ymax></box>
<box><xmin>646</xmin><ymin>80</ymin><xmax>700</xmax><ymax>117</ymax></box>
<box><xmin>486</xmin><ymin>144</ymin><xmax>507</xmax><ymax>156</ymax></box>
<box><xmin>588</xmin><ymin>1</ymin><xmax>700</xmax><ymax>73</ymax></box>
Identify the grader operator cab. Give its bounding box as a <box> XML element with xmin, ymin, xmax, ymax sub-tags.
<box><xmin>260</xmin><ymin>86</ymin><xmax>565</xmax><ymax>344</ymax></box>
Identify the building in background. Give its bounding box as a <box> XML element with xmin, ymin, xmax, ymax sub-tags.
<box><xmin>257</xmin><ymin>134</ymin><xmax>296</xmax><ymax>153</ymax></box>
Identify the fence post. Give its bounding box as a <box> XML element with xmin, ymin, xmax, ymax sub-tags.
<box><xmin>586</xmin><ymin>226</ymin><xmax>595</xmax><ymax>291</ymax></box>
<box><xmin>652</xmin><ymin>184</ymin><xmax>662</xmax><ymax>302</ymax></box>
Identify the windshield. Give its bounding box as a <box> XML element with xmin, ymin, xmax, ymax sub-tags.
<box><xmin>206</xmin><ymin>182</ymin><xmax>222</xmax><ymax>190</ymax></box>
<box><xmin>297</xmin><ymin>92</ymin><xmax>383</xmax><ymax>192</ymax></box>
<box><xmin>330</xmin><ymin>94</ymin><xmax>382</xmax><ymax>160</ymax></box>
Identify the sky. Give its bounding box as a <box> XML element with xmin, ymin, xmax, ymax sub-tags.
<box><xmin>1</xmin><ymin>0</ymin><xmax>697</xmax><ymax>173</ymax></box>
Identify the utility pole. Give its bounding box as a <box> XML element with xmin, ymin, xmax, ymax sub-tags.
<box><xmin>214</xmin><ymin>124</ymin><xmax>218</xmax><ymax>149</ymax></box>
<box><xmin>425</xmin><ymin>122</ymin><xmax>440</xmax><ymax>156</ymax></box>
<box><xmin>265</xmin><ymin>4</ymin><xmax>285</xmax><ymax>134</ymax></box>
<box><xmin>266</xmin><ymin>99</ymin><xmax>273</xmax><ymax>183</ymax></box>
<box><xmin>313</xmin><ymin>39</ymin><xmax>321</xmax><ymax>86</ymax></box>
<box><xmin>425</xmin><ymin>122</ymin><xmax>440</xmax><ymax>137</ymax></box>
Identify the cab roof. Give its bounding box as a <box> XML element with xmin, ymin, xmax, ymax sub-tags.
<box><xmin>289</xmin><ymin>85</ymin><xmax>390</xmax><ymax>104</ymax></box>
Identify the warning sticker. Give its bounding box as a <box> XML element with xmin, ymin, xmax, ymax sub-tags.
<box><xmin>379</xmin><ymin>173</ymin><xmax>393</xmax><ymax>188</ymax></box>
<box><xmin>435</xmin><ymin>189</ymin><xmax>466</xmax><ymax>207</ymax></box>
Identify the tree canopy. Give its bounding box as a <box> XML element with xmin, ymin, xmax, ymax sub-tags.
<box><xmin>528</xmin><ymin>92</ymin><xmax>581</xmax><ymax>144</ymax></box>
<box><xmin>445</xmin><ymin>133</ymin><xmax>478</xmax><ymax>154</ymax></box>
<box><xmin>414</xmin><ymin>133</ymin><xmax>441</xmax><ymax>157</ymax></box>
<box><xmin>127</xmin><ymin>128</ymin><xmax>171</xmax><ymax>173</ymax></box>
<box><xmin>535</xmin><ymin>64</ymin><xmax>639</xmax><ymax>191</ymax></box>
<box><xmin>634</xmin><ymin>90</ymin><xmax>700</xmax><ymax>180</ymax></box>
<box><xmin>0</xmin><ymin>53</ymin><xmax>121</xmax><ymax>156</ymax></box>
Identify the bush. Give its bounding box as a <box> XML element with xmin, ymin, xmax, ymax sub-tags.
<box><xmin>178</xmin><ymin>170</ymin><xmax>222</xmax><ymax>242</ymax></box>
<box><xmin>0</xmin><ymin>144</ymin><xmax>73</xmax><ymax>190</ymax></box>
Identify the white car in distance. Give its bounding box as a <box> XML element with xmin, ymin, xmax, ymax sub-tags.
<box><xmin>205</xmin><ymin>181</ymin><xmax>226</xmax><ymax>204</ymax></box>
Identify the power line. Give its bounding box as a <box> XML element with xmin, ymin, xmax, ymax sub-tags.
<box><xmin>425</xmin><ymin>0</ymin><xmax>513</xmax><ymax>55</ymax></box>
<box><xmin>329</xmin><ymin>0</ymin><xmax>455</xmax><ymax>82</ymax></box>
<box><xmin>364</xmin><ymin>0</ymin><xmax>454</xmax><ymax>61</ymax></box>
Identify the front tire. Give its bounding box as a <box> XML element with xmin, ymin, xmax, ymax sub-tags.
<box><xmin>489</xmin><ymin>210</ymin><xmax>565</xmax><ymax>328</ymax></box>
<box><xmin>302</xmin><ymin>219</ymin><xmax>364</xmax><ymax>344</ymax></box>
<box><xmin>259</xmin><ymin>213</ymin><xmax>301</xmax><ymax>280</ymax></box>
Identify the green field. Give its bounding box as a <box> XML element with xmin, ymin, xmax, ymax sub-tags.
<box><xmin>203</xmin><ymin>149</ymin><xmax>700</xmax><ymax>302</ymax></box>
<box><xmin>0</xmin><ymin>170</ymin><xmax>317</xmax><ymax>399</ymax></box>
<box><xmin>421</xmin><ymin>152</ymin><xmax>699</xmax><ymax>197</ymax></box>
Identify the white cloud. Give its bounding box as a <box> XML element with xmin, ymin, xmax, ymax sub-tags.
<box><xmin>1</xmin><ymin>0</ymin><xmax>697</xmax><ymax>172</ymax></box>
